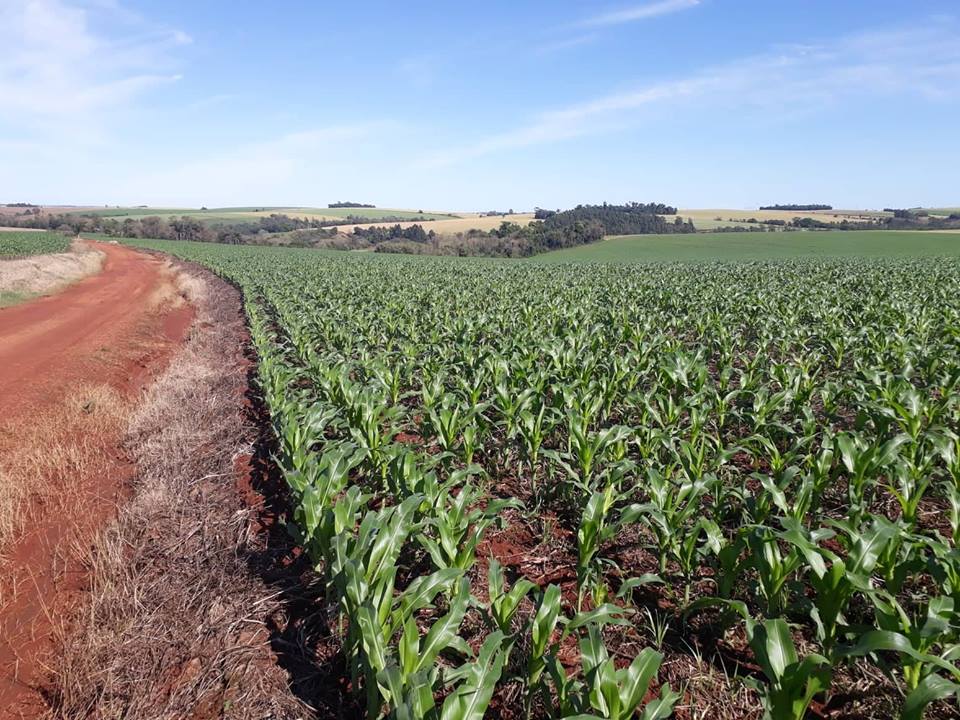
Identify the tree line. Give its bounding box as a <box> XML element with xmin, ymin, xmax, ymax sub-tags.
<box><xmin>0</xmin><ymin>210</ymin><xmax>445</xmax><ymax>242</ymax></box>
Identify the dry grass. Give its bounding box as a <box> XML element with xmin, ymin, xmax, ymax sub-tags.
<box><xmin>44</xmin><ymin>261</ymin><xmax>304</xmax><ymax>719</ymax></box>
<box><xmin>0</xmin><ymin>239</ymin><xmax>103</xmax><ymax>306</ymax></box>
<box><xmin>0</xmin><ymin>384</ymin><xmax>126</xmax><ymax>554</ymax></box>
<box><xmin>341</xmin><ymin>213</ymin><xmax>536</xmax><ymax>235</ymax></box>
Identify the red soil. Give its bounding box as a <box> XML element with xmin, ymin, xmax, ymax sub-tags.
<box><xmin>0</xmin><ymin>242</ymin><xmax>193</xmax><ymax>718</ymax></box>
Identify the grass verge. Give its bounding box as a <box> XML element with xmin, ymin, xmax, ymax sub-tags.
<box><xmin>43</xmin><ymin>262</ymin><xmax>304</xmax><ymax>719</ymax></box>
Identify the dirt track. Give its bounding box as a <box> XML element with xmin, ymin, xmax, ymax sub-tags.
<box><xmin>0</xmin><ymin>242</ymin><xmax>193</xmax><ymax>717</ymax></box>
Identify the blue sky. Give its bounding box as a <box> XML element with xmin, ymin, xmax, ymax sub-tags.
<box><xmin>1</xmin><ymin>0</ymin><xmax>958</xmax><ymax>210</ymax></box>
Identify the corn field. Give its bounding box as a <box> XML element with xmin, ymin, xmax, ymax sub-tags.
<box><xmin>0</xmin><ymin>231</ymin><xmax>70</xmax><ymax>258</ymax></box>
<box><xmin>137</xmin><ymin>241</ymin><xmax>960</xmax><ymax>720</ymax></box>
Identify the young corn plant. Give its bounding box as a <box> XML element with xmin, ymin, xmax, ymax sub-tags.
<box><xmin>689</xmin><ymin>599</ymin><xmax>833</xmax><ymax>720</ymax></box>
<box><xmin>839</xmin><ymin>591</ymin><xmax>960</xmax><ymax>717</ymax></box>
<box><xmin>347</xmin><ymin>389</ymin><xmax>405</xmax><ymax>487</ymax></box>
<box><xmin>529</xmin><ymin>599</ymin><xmax>642</xmax><ymax>718</ymax></box>
<box><xmin>623</xmin><ymin>468</ymin><xmax>721</xmax><ymax>603</ymax></box>
<box><xmin>361</xmin><ymin>576</ymin><xmax>473</xmax><ymax>718</ymax></box>
<box><xmin>418</xmin><ymin>483</ymin><xmax>517</xmax><ymax>577</ymax></box>
<box><xmin>569</xmin><ymin>625</ymin><xmax>679</xmax><ymax>720</ymax></box>
<box><xmin>834</xmin><ymin>431</ymin><xmax>908</xmax><ymax>527</ymax></box>
<box><xmin>576</xmin><ymin>487</ymin><xmax>619</xmax><ymax>610</ymax></box>
<box><xmin>777</xmin><ymin>516</ymin><xmax>897</xmax><ymax>653</ymax></box>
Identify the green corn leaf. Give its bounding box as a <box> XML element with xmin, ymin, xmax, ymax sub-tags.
<box><xmin>847</xmin><ymin>517</ymin><xmax>899</xmax><ymax>579</ymax></box>
<box><xmin>413</xmin><ymin>582</ymin><xmax>469</xmax><ymax>673</ymax></box>
<box><xmin>757</xmin><ymin>618</ymin><xmax>799</xmax><ymax>682</ymax></box>
<box><xmin>902</xmin><ymin>673</ymin><xmax>960</xmax><ymax>720</ymax></box>
<box><xmin>837</xmin><ymin>630</ymin><xmax>960</xmax><ymax>680</ymax></box>
<box><xmin>619</xmin><ymin>648</ymin><xmax>664</xmax><ymax>714</ymax></box>
<box><xmin>565</xmin><ymin>604</ymin><xmax>630</xmax><ymax>636</ymax></box>
<box><xmin>580</xmin><ymin>625</ymin><xmax>609</xmax><ymax>676</ymax></box>
<box><xmin>532</xmin><ymin>584</ymin><xmax>563</xmax><ymax>654</ymax></box>
<box><xmin>640</xmin><ymin>685</ymin><xmax>681</xmax><ymax>720</ymax></box>
<box><xmin>356</xmin><ymin>605</ymin><xmax>388</xmax><ymax>675</ymax></box>
<box><xmin>398</xmin><ymin>568</ymin><xmax>463</xmax><ymax>626</ymax></box>
<box><xmin>616</xmin><ymin>574</ymin><xmax>664</xmax><ymax>600</ymax></box>
<box><xmin>439</xmin><ymin>631</ymin><xmax>507</xmax><ymax>720</ymax></box>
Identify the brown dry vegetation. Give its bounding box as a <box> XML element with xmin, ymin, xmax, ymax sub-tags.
<box><xmin>0</xmin><ymin>239</ymin><xmax>103</xmax><ymax>307</ymax></box>
<box><xmin>43</xmin><ymin>262</ymin><xmax>304</xmax><ymax>720</ymax></box>
<box><xmin>0</xmin><ymin>385</ymin><xmax>125</xmax><ymax>553</ymax></box>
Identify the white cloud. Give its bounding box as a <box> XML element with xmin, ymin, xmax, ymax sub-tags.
<box><xmin>424</xmin><ymin>21</ymin><xmax>960</xmax><ymax>167</ymax></box>
<box><xmin>0</xmin><ymin>0</ymin><xmax>186</xmax><ymax>143</ymax></box>
<box><xmin>576</xmin><ymin>0</ymin><xmax>701</xmax><ymax>28</ymax></box>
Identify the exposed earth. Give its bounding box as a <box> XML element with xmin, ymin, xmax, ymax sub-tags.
<box><xmin>0</xmin><ymin>242</ymin><xmax>193</xmax><ymax>716</ymax></box>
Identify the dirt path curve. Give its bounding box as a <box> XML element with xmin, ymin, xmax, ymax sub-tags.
<box><xmin>0</xmin><ymin>242</ymin><xmax>194</xmax><ymax>718</ymax></box>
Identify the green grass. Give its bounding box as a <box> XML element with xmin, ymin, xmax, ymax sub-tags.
<box><xmin>534</xmin><ymin>230</ymin><xmax>960</xmax><ymax>263</ymax></box>
<box><xmin>0</xmin><ymin>231</ymin><xmax>71</xmax><ymax>257</ymax></box>
<box><xmin>0</xmin><ymin>290</ymin><xmax>28</xmax><ymax>308</ymax></box>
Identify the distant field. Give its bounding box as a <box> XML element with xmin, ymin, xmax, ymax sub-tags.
<box><xmin>0</xmin><ymin>231</ymin><xmax>70</xmax><ymax>258</ymax></box>
<box><xmin>343</xmin><ymin>213</ymin><xmax>536</xmax><ymax>234</ymax></box>
<box><xmin>310</xmin><ymin>207</ymin><xmax>459</xmax><ymax>221</ymax></box>
<box><xmin>677</xmin><ymin>207</ymin><xmax>892</xmax><ymax>229</ymax></box>
<box><xmin>62</xmin><ymin>206</ymin><xmax>459</xmax><ymax>224</ymax></box>
<box><xmin>535</xmin><ymin>230</ymin><xmax>960</xmax><ymax>262</ymax></box>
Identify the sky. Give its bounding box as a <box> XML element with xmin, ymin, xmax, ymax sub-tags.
<box><xmin>1</xmin><ymin>0</ymin><xmax>958</xmax><ymax>211</ymax></box>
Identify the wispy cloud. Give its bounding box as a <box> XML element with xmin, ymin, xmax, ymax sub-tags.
<box><xmin>534</xmin><ymin>33</ymin><xmax>600</xmax><ymax>55</ymax></box>
<box><xmin>424</xmin><ymin>21</ymin><xmax>960</xmax><ymax>167</ymax></box>
<box><xmin>538</xmin><ymin>0</ymin><xmax>700</xmax><ymax>56</ymax></box>
<box><xmin>134</xmin><ymin>124</ymin><xmax>393</xmax><ymax>205</ymax></box>
<box><xmin>0</xmin><ymin>0</ymin><xmax>187</xmax><ymax>143</ymax></box>
<box><xmin>576</xmin><ymin>0</ymin><xmax>701</xmax><ymax>28</ymax></box>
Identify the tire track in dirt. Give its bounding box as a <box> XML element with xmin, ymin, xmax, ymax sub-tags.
<box><xmin>0</xmin><ymin>242</ymin><xmax>194</xmax><ymax>718</ymax></box>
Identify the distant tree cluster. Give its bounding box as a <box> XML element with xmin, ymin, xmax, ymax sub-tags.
<box><xmin>760</xmin><ymin>204</ymin><xmax>833</xmax><ymax>211</ymax></box>
<box><xmin>4</xmin><ymin>202</ymin><xmax>37</xmax><ymax>207</ymax></box>
<box><xmin>885</xmin><ymin>208</ymin><xmax>917</xmax><ymax>219</ymax></box>
<box><xmin>328</xmin><ymin>201</ymin><xmax>376</xmax><ymax>208</ymax></box>
<box><xmin>373</xmin><ymin>202</ymin><xmax>692</xmax><ymax>258</ymax></box>
<box><xmin>534</xmin><ymin>203</ymin><xmax>687</xmax><ymax>236</ymax></box>
<box><xmin>353</xmin><ymin>223</ymin><xmax>436</xmax><ymax>244</ymax></box>
<box><xmin>790</xmin><ymin>217</ymin><xmax>874</xmax><ymax>230</ymax></box>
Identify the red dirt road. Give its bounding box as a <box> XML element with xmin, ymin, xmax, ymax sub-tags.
<box><xmin>0</xmin><ymin>242</ymin><xmax>193</xmax><ymax>717</ymax></box>
<box><xmin>0</xmin><ymin>242</ymin><xmax>188</xmax><ymax>413</ymax></box>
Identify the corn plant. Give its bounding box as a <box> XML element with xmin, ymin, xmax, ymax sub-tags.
<box><xmin>418</xmin><ymin>483</ymin><xmax>516</xmax><ymax>575</ymax></box>
<box><xmin>568</xmin><ymin>625</ymin><xmax>679</xmax><ymax>720</ymax></box>
<box><xmin>690</xmin><ymin>599</ymin><xmax>833</xmax><ymax>720</ymax></box>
